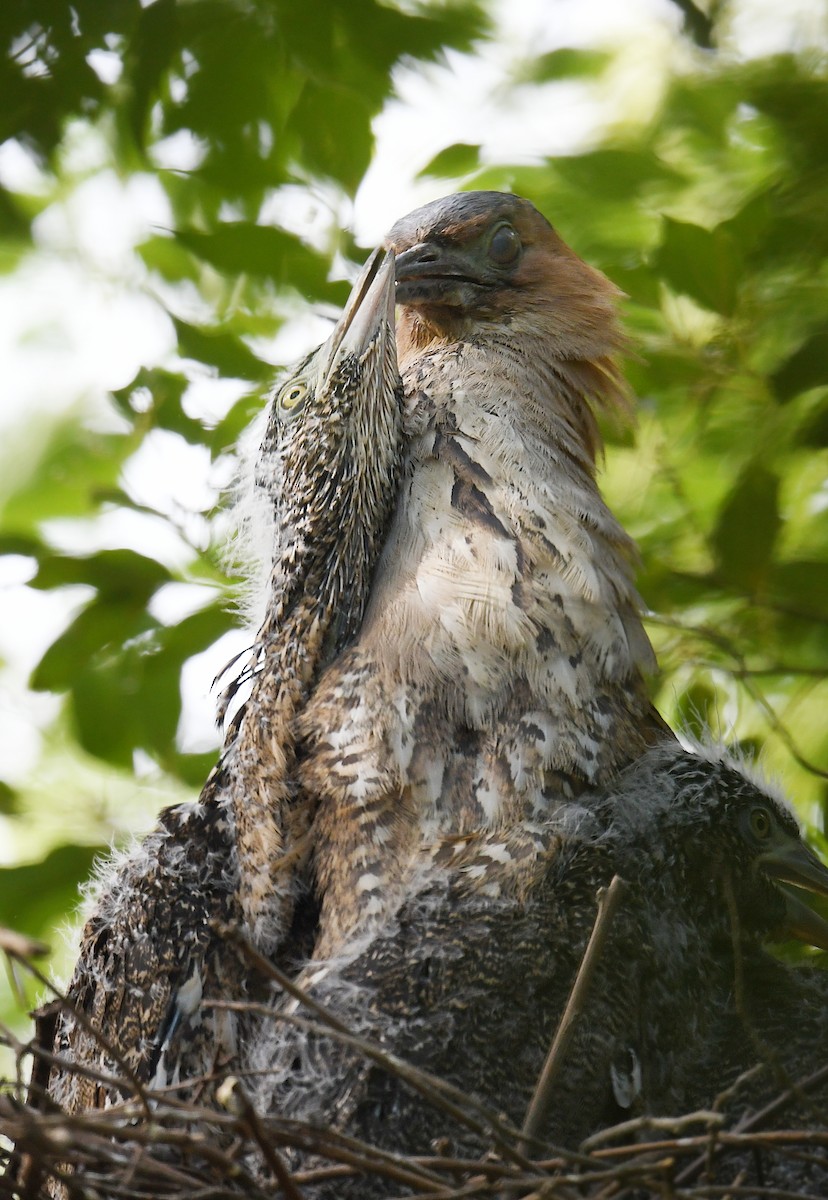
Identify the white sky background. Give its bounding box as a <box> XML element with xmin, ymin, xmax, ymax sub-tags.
<box><xmin>0</xmin><ymin>0</ymin><xmax>825</xmax><ymax>847</ymax></box>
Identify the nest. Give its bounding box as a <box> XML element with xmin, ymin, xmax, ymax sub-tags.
<box><xmin>3</xmin><ymin>910</ymin><xmax>828</xmax><ymax>1200</ymax></box>
<box><xmin>4</xmin><ymin>1064</ymin><xmax>828</xmax><ymax>1199</ymax></box>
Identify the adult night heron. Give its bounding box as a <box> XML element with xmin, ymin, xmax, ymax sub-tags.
<box><xmin>300</xmin><ymin>191</ymin><xmax>672</xmax><ymax>958</ymax></box>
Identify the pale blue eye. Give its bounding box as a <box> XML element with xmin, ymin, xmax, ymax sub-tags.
<box><xmin>488</xmin><ymin>223</ymin><xmax>521</xmax><ymax>266</ymax></box>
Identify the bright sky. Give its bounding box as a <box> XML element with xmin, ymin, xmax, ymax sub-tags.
<box><xmin>0</xmin><ymin>0</ymin><xmax>823</xmax><ymax>816</ymax></box>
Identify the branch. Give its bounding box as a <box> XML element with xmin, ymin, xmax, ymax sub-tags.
<box><xmin>518</xmin><ymin>875</ymin><xmax>627</xmax><ymax>1153</ymax></box>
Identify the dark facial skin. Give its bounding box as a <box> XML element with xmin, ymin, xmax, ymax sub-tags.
<box><xmin>388</xmin><ymin>192</ymin><xmax>534</xmax><ymax>311</ymax></box>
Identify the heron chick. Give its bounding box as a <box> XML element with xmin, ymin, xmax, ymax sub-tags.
<box><xmin>44</xmin><ymin>248</ymin><xmax>403</xmax><ymax>1114</ymax></box>
<box><xmin>223</xmin><ymin>246</ymin><xmax>403</xmax><ymax>953</ymax></box>
<box><xmin>255</xmin><ymin>745</ymin><xmax>828</xmax><ymax>1196</ymax></box>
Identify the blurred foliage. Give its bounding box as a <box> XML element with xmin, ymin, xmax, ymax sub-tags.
<box><xmin>1</xmin><ymin>0</ymin><xmax>827</xmax><ymax>1043</ymax></box>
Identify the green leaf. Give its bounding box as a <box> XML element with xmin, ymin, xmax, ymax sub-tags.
<box><xmin>771</xmin><ymin>324</ymin><xmax>828</xmax><ymax>403</ymax></box>
<box><xmin>175</xmin><ymin>223</ymin><xmax>335</xmax><ymax>296</ymax></box>
<box><xmin>718</xmin><ymin>190</ymin><xmax>774</xmax><ymax>259</ymax></box>
<box><xmin>137</xmin><ymin>233</ymin><xmax>201</xmax><ymax>284</ymax></box>
<box><xmin>0</xmin><ymin>534</ymin><xmax>42</xmax><ymax>559</ymax></box>
<box><xmin>173</xmin><ymin>317</ymin><xmax>269</xmax><ymax>382</ymax></box>
<box><xmin>335</xmin><ymin>0</ymin><xmax>489</xmax><ymax>78</ymax></box>
<box><xmin>174</xmin><ymin>750</ymin><xmax>222</xmax><ymax>788</ymax></box>
<box><xmin>72</xmin><ymin>635</ymin><xmax>181</xmax><ymax>767</ymax></box>
<box><xmin>673</xmin><ymin>680</ymin><xmax>720</xmax><ymax>741</ymax></box>
<box><xmin>515</xmin><ymin>48</ymin><xmax>611</xmax><ymax>83</ymax></box>
<box><xmin>418</xmin><ymin>144</ymin><xmax>481</xmax><ymax>179</ymax></box>
<box><xmin>158</xmin><ymin>600</ymin><xmax>232</xmax><ymax>666</ymax></box>
<box><xmin>0</xmin><ymin>12</ymin><xmax>105</xmax><ymax>155</ymax></box>
<box><xmin>654</xmin><ymin>217</ymin><xmax>744</xmax><ymax>316</ymax></box>
<box><xmin>0</xmin><ymin>779</ymin><xmax>19</xmax><ymax>815</ymax></box>
<box><xmin>0</xmin><ymin>184</ymin><xmax>31</xmax><ymax>240</ymax></box>
<box><xmin>112</xmin><ymin>367</ymin><xmax>208</xmax><ymax>445</ymax></box>
<box><xmin>208</xmin><ymin>391</ymin><xmax>266</xmax><ymax>454</ymax></box>
<box><xmin>0</xmin><ymin>843</ymin><xmax>105</xmax><ymax>945</ymax></box>
<box><xmin>748</xmin><ymin>68</ymin><xmax>828</xmax><ymax>166</ymax></box>
<box><xmin>32</xmin><ymin>591</ymin><xmax>231</xmax><ymax>769</ymax></box>
<box><xmin>289</xmin><ymin>82</ymin><xmax>374</xmax><ymax>193</ymax></box>
<box><xmin>31</xmin><ymin>601</ymin><xmax>154</xmax><ymax>693</ymax></box>
<box><xmin>663</xmin><ymin>74</ymin><xmax>742</xmax><ymax>150</ymax></box>
<box><xmin>123</xmin><ymin>0</ymin><xmax>179</xmax><ymax>150</ymax></box>
<box><xmin>795</xmin><ymin>394</ymin><xmax>828</xmax><ymax>448</ymax></box>
<box><xmin>0</xmin><ymin>422</ymin><xmax>133</xmax><ymax>533</ymax></box>
<box><xmin>767</xmin><ymin>561</ymin><xmax>828</xmax><ymax>620</ymax></box>
<box><xmin>32</xmin><ymin>549</ymin><xmax>171</xmax><ymax>601</ymax></box>
<box><xmin>711</xmin><ymin>466</ymin><xmax>781</xmax><ymax>593</ymax></box>
<box><xmin>671</xmin><ymin>0</ymin><xmax>714</xmax><ymax>49</ymax></box>
<box><xmin>554</xmin><ymin>149</ymin><xmax>684</xmax><ymax>200</ymax></box>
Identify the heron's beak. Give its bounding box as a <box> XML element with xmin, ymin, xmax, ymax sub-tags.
<box><xmin>393</xmin><ymin>240</ymin><xmax>493</xmax><ymax>308</ymax></box>
<box><xmin>759</xmin><ymin>840</ymin><xmax>828</xmax><ymax>950</ymax></box>
<box><xmin>319</xmin><ymin>247</ymin><xmax>396</xmax><ymax>380</ymax></box>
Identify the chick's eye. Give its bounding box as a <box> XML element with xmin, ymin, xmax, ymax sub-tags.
<box><xmin>749</xmin><ymin>807</ymin><xmax>773</xmax><ymax>840</ymax></box>
<box><xmin>488</xmin><ymin>223</ymin><xmax>521</xmax><ymax>267</ymax></box>
<box><xmin>278</xmin><ymin>379</ymin><xmax>308</xmax><ymax>412</ymax></box>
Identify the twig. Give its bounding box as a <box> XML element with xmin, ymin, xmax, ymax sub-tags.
<box><xmin>739</xmin><ymin>1063</ymin><xmax>828</xmax><ymax>1135</ymax></box>
<box><xmin>685</xmin><ymin>1186</ymin><xmax>826</xmax><ymax>1200</ymax></box>
<box><xmin>217</xmin><ymin>1076</ymin><xmax>305</xmax><ymax>1200</ymax></box>
<box><xmin>581</xmin><ymin>1109</ymin><xmax>723</xmax><ymax>1151</ymax></box>
<box><xmin>265</xmin><ymin>1114</ymin><xmax>457</xmax><ymax>1193</ymax></box>
<box><xmin>0</xmin><ymin>926</ymin><xmax>50</xmax><ymax>959</ymax></box>
<box><xmin>674</xmin><ymin>1055</ymin><xmax>828</xmax><ymax>1187</ymax></box>
<box><xmin>518</xmin><ymin>875</ymin><xmax>627</xmax><ymax>1156</ymax></box>
<box><xmin>4</xmin><ymin>1027</ymin><xmax>139</xmax><ymax>1107</ymax></box>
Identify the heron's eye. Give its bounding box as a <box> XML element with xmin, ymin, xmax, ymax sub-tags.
<box><xmin>487</xmin><ymin>223</ymin><xmax>521</xmax><ymax>267</ymax></box>
<box><xmin>278</xmin><ymin>379</ymin><xmax>309</xmax><ymax>413</ymax></box>
<box><xmin>749</xmin><ymin>807</ymin><xmax>773</xmax><ymax>840</ymax></box>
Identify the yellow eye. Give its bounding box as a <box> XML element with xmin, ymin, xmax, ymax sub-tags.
<box><xmin>488</xmin><ymin>223</ymin><xmax>521</xmax><ymax>267</ymax></box>
<box><xmin>749</xmin><ymin>807</ymin><xmax>772</xmax><ymax>839</ymax></box>
<box><xmin>278</xmin><ymin>379</ymin><xmax>309</xmax><ymax>412</ymax></box>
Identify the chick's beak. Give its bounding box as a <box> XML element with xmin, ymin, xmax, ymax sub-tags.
<box><xmin>319</xmin><ymin>247</ymin><xmax>396</xmax><ymax>380</ymax></box>
<box><xmin>760</xmin><ymin>839</ymin><xmax>828</xmax><ymax>950</ymax></box>
<box><xmin>780</xmin><ymin>890</ymin><xmax>828</xmax><ymax>951</ymax></box>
